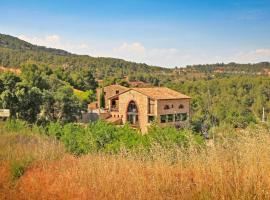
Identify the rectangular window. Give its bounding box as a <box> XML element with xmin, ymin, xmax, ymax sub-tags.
<box><xmin>167</xmin><ymin>114</ymin><xmax>174</xmax><ymax>122</ymax></box>
<box><xmin>116</xmin><ymin>90</ymin><xmax>119</xmax><ymax>94</ymax></box>
<box><xmin>148</xmin><ymin>116</ymin><xmax>155</xmax><ymax>123</ymax></box>
<box><xmin>160</xmin><ymin>115</ymin><xmax>167</xmax><ymax>123</ymax></box>
<box><xmin>180</xmin><ymin>113</ymin><xmax>188</xmax><ymax>121</ymax></box>
<box><xmin>175</xmin><ymin>113</ymin><xmax>181</xmax><ymax>122</ymax></box>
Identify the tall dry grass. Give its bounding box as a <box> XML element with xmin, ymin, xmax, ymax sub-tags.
<box><xmin>1</xmin><ymin>124</ymin><xmax>270</xmax><ymax>199</ymax></box>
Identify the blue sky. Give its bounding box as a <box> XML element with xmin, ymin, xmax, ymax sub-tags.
<box><xmin>1</xmin><ymin>0</ymin><xmax>270</xmax><ymax>67</ymax></box>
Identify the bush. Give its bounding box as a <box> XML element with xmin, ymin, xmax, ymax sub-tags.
<box><xmin>61</xmin><ymin>123</ymin><xmax>91</xmax><ymax>155</ymax></box>
<box><xmin>10</xmin><ymin>156</ymin><xmax>33</xmax><ymax>181</ymax></box>
<box><xmin>148</xmin><ymin>125</ymin><xmax>196</xmax><ymax>148</ymax></box>
<box><xmin>1</xmin><ymin>119</ymin><xmax>204</xmax><ymax>156</ymax></box>
<box><xmin>4</xmin><ymin>119</ymin><xmax>28</xmax><ymax>133</ymax></box>
<box><xmin>47</xmin><ymin>122</ymin><xmax>64</xmax><ymax>139</ymax></box>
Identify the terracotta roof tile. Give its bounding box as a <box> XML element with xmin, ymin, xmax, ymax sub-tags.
<box><xmin>109</xmin><ymin>87</ymin><xmax>190</xmax><ymax>100</ymax></box>
<box><xmin>133</xmin><ymin>87</ymin><xmax>190</xmax><ymax>100</ymax></box>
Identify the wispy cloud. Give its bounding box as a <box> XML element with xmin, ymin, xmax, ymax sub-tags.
<box><xmin>18</xmin><ymin>34</ymin><xmax>61</xmax><ymax>47</ymax></box>
<box><xmin>114</xmin><ymin>42</ymin><xmax>145</xmax><ymax>54</ymax></box>
<box><xmin>16</xmin><ymin>35</ymin><xmax>270</xmax><ymax>67</ymax></box>
<box><xmin>111</xmin><ymin>42</ymin><xmax>193</xmax><ymax>67</ymax></box>
<box><xmin>18</xmin><ymin>34</ymin><xmax>92</xmax><ymax>54</ymax></box>
<box><xmin>233</xmin><ymin>48</ymin><xmax>270</xmax><ymax>63</ymax></box>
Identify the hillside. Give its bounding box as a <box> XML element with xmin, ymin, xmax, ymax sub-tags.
<box><xmin>0</xmin><ymin>33</ymin><xmax>171</xmax><ymax>81</ymax></box>
<box><xmin>0</xmin><ymin>33</ymin><xmax>70</xmax><ymax>56</ymax></box>
<box><xmin>186</xmin><ymin>62</ymin><xmax>270</xmax><ymax>74</ymax></box>
<box><xmin>1</xmin><ymin>33</ymin><xmax>270</xmax><ymax>82</ymax></box>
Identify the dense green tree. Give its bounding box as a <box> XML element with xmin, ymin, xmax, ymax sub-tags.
<box><xmin>70</xmin><ymin>69</ymin><xmax>98</xmax><ymax>91</ymax></box>
<box><xmin>15</xmin><ymin>84</ymin><xmax>43</xmax><ymax>123</ymax></box>
<box><xmin>0</xmin><ymin>72</ymin><xmax>21</xmax><ymax>117</ymax></box>
<box><xmin>99</xmin><ymin>87</ymin><xmax>105</xmax><ymax>109</ymax></box>
<box><xmin>20</xmin><ymin>64</ymin><xmax>49</xmax><ymax>90</ymax></box>
<box><xmin>53</xmin><ymin>86</ymin><xmax>82</xmax><ymax>123</ymax></box>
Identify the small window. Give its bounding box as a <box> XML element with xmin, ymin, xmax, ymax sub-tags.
<box><xmin>171</xmin><ymin>104</ymin><xmax>174</xmax><ymax>108</ymax></box>
<box><xmin>160</xmin><ymin>115</ymin><xmax>167</xmax><ymax>123</ymax></box>
<box><xmin>167</xmin><ymin>114</ymin><xmax>174</xmax><ymax>122</ymax></box>
<box><xmin>180</xmin><ymin>113</ymin><xmax>188</xmax><ymax>121</ymax></box>
<box><xmin>104</xmin><ymin>92</ymin><xmax>106</xmax><ymax>96</ymax></box>
<box><xmin>148</xmin><ymin>116</ymin><xmax>155</xmax><ymax>123</ymax></box>
<box><xmin>116</xmin><ymin>90</ymin><xmax>119</xmax><ymax>94</ymax></box>
<box><xmin>175</xmin><ymin>113</ymin><xmax>181</xmax><ymax>122</ymax></box>
<box><xmin>179</xmin><ymin>104</ymin><xmax>184</xmax><ymax>109</ymax></box>
<box><xmin>164</xmin><ymin>105</ymin><xmax>170</xmax><ymax>110</ymax></box>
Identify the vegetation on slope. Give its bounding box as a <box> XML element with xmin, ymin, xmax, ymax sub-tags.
<box><xmin>0</xmin><ymin>33</ymin><xmax>171</xmax><ymax>83</ymax></box>
<box><xmin>1</xmin><ymin>62</ymin><xmax>270</xmax><ymax>133</ymax></box>
<box><xmin>166</xmin><ymin>76</ymin><xmax>270</xmax><ymax>131</ymax></box>
<box><xmin>187</xmin><ymin>62</ymin><xmax>270</xmax><ymax>73</ymax></box>
<box><xmin>1</xmin><ymin>121</ymin><xmax>270</xmax><ymax>199</ymax></box>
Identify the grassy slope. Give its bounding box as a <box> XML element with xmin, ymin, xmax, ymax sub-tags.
<box><xmin>1</xmin><ymin>122</ymin><xmax>270</xmax><ymax>199</ymax></box>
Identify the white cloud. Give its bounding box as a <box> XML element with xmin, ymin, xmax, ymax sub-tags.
<box><xmin>233</xmin><ymin>48</ymin><xmax>270</xmax><ymax>63</ymax></box>
<box><xmin>16</xmin><ymin>35</ymin><xmax>270</xmax><ymax>67</ymax></box>
<box><xmin>111</xmin><ymin>42</ymin><xmax>192</xmax><ymax>67</ymax></box>
<box><xmin>45</xmin><ymin>35</ymin><xmax>60</xmax><ymax>43</ymax></box>
<box><xmin>114</xmin><ymin>42</ymin><xmax>145</xmax><ymax>54</ymax></box>
<box><xmin>79</xmin><ymin>43</ymin><xmax>89</xmax><ymax>49</ymax></box>
<box><xmin>17</xmin><ymin>34</ymin><xmax>94</xmax><ymax>55</ymax></box>
<box><xmin>18</xmin><ymin>34</ymin><xmax>61</xmax><ymax>47</ymax></box>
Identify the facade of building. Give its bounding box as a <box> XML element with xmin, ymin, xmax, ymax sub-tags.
<box><xmin>94</xmin><ymin>85</ymin><xmax>191</xmax><ymax>133</ymax></box>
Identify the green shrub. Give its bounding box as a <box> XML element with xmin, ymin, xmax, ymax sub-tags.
<box><xmin>10</xmin><ymin>156</ymin><xmax>33</xmax><ymax>181</ymax></box>
<box><xmin>47</xmin><ymin>122</ymin><xmax>64</xmax><ymax>139</ymax></box>
<box><xmin>2</xmin><ymin>119</ymin><xmax>204</xmax><ymax>156</ymax></box>
<box><xmin>4</xmin><ymin>119</ymin><xmax>28</xmax><ymax>133</ymax></box>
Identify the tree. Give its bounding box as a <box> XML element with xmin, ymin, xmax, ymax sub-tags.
<box><xmin>70</xmin><ymin>69</ymin><xmax>98</xmax><ymax>91</ymax></box>
<box><xmin>39</xmin><ymin>90</ymin><xmax>55</xmax><ymax>124</ymax></box>
<box><xmin>20</xmin><ymin>63</ymin><xmax>49</xmax><ymax>90</ymax></box>
<box><xmin>53</xmin><ymin>86</ymin><xmax>83</xmax><ymax>123</ymax></box>
<box><xmin>100</xmin><ymin>87</ymin><xmax>105</xmax><ymax>109</ymax></box>
<box><xmin>0</xmin><ymin>72</ymin><xmax>21</xmax><ymax>118</ymax></box>
<box><xmin>15</xmin><ymin>84</ymin><xmax>43</xmax><ymax>123</ymax></box>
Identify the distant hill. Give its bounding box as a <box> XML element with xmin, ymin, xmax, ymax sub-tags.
<box><xmin>186</xmin><ymin>62</ymin><xmax>270</xmax><ymax>74</ymax></box>
<box><xmin>0</xmin><ymin>33</ymin><xmax>269</xmax><ymax>82</ymax></box>
<box><xmin>0</xmin><ymin>34</ymin><xmax>71</xmax><ymax>56</ymax></box>
<box><xmin>0</xmin><ymin>33</ymin><xmax>170</xmax><ymax>82</ymax></box>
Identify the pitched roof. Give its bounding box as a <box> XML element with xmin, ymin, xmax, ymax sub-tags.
<box><xmin>103</xmin><ymin>84</ymin><xmax>128</xmax><ymax>90</ymax></box>
<box><xmin>109</xmin><ymin>87</ymin><xmax>190</xmax><ymax>100</ymax></box>
<box><xmin>133</xmin><ymin>87</ymin><xmax>191</xmax><ymax>100</ymax></box>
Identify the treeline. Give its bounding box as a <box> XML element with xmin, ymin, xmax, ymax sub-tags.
<box><xmin>166</xmin><ymin>76</ymin><xmax>270</xmax><ymax>131</ymax></box>
<box><xmin>187</xmin><ymin>62</ymin><xmax>270</xmax><ymax>73</ymax></box>
<box><xmin>2</xmin><ymin>63</ymin><xmax>270</xmax><ymax>133</ymax></box>
<box><xmin>0</xmin><ymin>63</ymin><xmax>98</xmax><ymax>124</ymax></box>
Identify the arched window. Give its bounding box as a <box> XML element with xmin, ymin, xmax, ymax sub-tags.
<box><xmin>179</xmin><ymin>104</ymin><xmax>184</xmax><ymax>109</ymax></box>
<box><xmin>127</xmin><ymin>101</ymin><xmax>138</xmax><ymax>113</ymax></box>
<box><xmin>164</xmin><ymin>105</ymin><xmax>170</xmax><ymax>110</ymax></box>
<box><xmin>127</xmin><ymin>101</ymin><xmax>139</xmax><ymax>125</ymax></box>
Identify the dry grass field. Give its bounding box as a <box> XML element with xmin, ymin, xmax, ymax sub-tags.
<box><xmin>1</xmin><ymin>125</ymin><xmax>270</xmax><ymax>200</ymax></box>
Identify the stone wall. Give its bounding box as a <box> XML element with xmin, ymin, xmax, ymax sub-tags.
<box><xmin>96</xmin><ymin>85</ymin><xmax>128</xmax><ymax>109</ymax></box>
<box><xmin>156</xmin><ymin>99</ymin><xmax>190</xmax><ymax>128</ymax></box>
<box><xmin>118</xmin><ymin>90</ymin><xmax>149</xmax><ymax>133</ymax></box>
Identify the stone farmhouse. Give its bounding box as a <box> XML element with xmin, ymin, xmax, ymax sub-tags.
<box><xmin>92</xmin><ymin>85</ymin><xmax>191</xmax><ymax>133</ymax></box>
